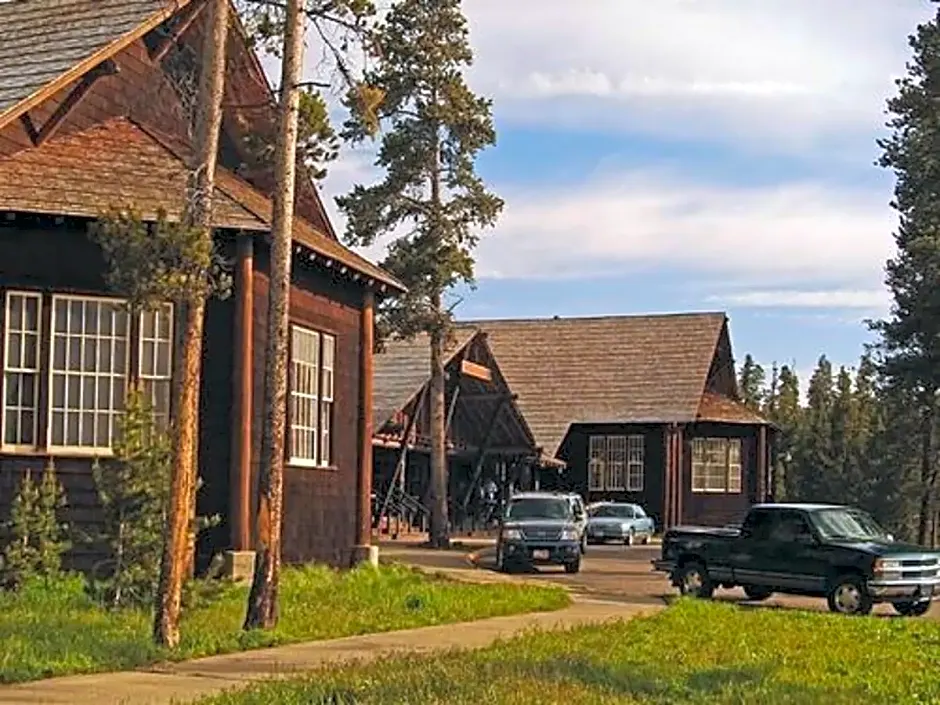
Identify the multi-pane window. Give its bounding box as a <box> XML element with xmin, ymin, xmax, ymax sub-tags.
<box><xmin>139</xmin><ymin>305</ymin><xmax>174</xmax><ymax>429</ymax></box>
<box><xmin>50</xmin><ymin>296</ymin><xmax>130</xmax><ymax>451</ymax></box>
<box><xmin>1</xmin><ymin>291</ymin><xmax>173</xmax><ymax>454</ymax></box>
<box><xmin>288</xmin><ymin>325</ymin><xmax>335</xmax><ymax>468</ymax></box>
<box><xmin>2</xmin><ymin>292</ymin><xmax>41</xmax><ymax>447</ymax></box>
<box><xmin>587</xmin><ymin>434</ymin><xmax>644</xmax><ymax>492</ymax></box>
<box><xmin>691</xmin><ymin>437</ymin><xmax>743</xmax><ymax>493</ymax></box>
<box><xmin>626</xmin><ymin>436</ymin><xmax>645</xmax><ymax>491</ymax></box>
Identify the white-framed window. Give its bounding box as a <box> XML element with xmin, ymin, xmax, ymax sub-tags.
<box><xmin>49</xmin><ymin>295</ymin><xmax>131</xmax><ymax>451</ymax></box>
<box><xmin>138</xmin><ymin>304</ymin><xmax>174</xmax><ymax>430</ymax></box>
<box><xmin>1</xmin><ymin>290</ymin><xmax>173</xmax><ymax>455</ymax></box>
<box><xmin>588</xmin><ymin>435</ymin><xmax>605</xmax><ymax>491</ymax></box>
<box><xmin>587</xmin><ymin>434</ymin><xmax>644</xmax><ymax>492</ymax></box>
<box><xmin>288</xmin><ymin>325</ymin><xmax>335</xmax><ymax>468</ymax></box>
<box><xmin>691</xmin><ymin>437</ymin><xmax>743</xmax><ymax>494</ymax></box>
<box><xmin>605</xmin><ymin>436</ymin><xmax>626</xmax><ymax>491</ymax></box>
<box><xmin>626</xmin><ymin>435</ymin><xmax>645</xmax><ymax>491</ymax></box>
<box><xmin>2</xmin><ymin>292</ymin><xmax>41</xmax><ymax>447</ymax></box>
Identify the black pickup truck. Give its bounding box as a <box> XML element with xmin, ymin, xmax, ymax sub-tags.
<box><xmin>652</xmin><ymin>503</ymin><xmax>940</xmax><ymax>616</ymax></box>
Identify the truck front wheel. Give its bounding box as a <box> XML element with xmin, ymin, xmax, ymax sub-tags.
<box><xmin>677</xmin><ymin>561</ymin><xmax>714</xmax><ymax>599</ymax></box>
<box><xmin>826</xmin><ymin>575</ymin><xmax>873</xmax><ymax>616</ymax></box>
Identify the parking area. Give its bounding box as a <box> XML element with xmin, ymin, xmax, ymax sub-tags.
<box><xmin>380</xmin><ymin>540</ymin><xmax>940</xmax><ymax>617</ymax></box>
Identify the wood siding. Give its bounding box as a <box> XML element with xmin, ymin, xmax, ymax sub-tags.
<box><xmin>250</xmin><ymin>243</ymin><xmax>366</xmax><ymax>567</ymax></box>
<box><xmin>558</xmin><ymin>421</ymin><xmax>765</xmax><ymax>530</ymax></box>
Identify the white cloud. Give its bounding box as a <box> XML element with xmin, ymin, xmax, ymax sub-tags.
<box><xmin>468</xmin><ymin>171</ymin><xmax>895</xmax><ymax>288</ymax></box>
<box><xmin>461</xmin><ymin>0</ymin><xmax>930</xmax><ymax>149</ymax></box>
<box><xmin>708</xmin><ymin>289</ymin><xmax>890</xmax><ymax>311</ymax></box>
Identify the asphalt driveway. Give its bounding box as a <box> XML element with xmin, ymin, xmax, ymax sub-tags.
<box><xmin>380</xmin><ymin>539</ymin><xmax>940</xmax><ymax>617</ymax></box>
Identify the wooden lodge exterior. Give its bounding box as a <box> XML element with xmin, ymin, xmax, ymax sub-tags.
<box><xmin>457</xmin><ymin>314</ymin><xmax>775</xmax><ymax>530</ymax></box>
<box><xmin>0</xmin><ymin>0</ymin><xmax>404</xmax><ymax>571</ymax></box>
<box><xmin>372</xmin><ymin>330</ymin><xmax>558</xmax><ymax>533</ymax></box>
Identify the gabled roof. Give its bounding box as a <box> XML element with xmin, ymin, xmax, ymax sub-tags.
<box><xmin>0</xmin><ymin>0</ymin><xmax>179</xmax><ymax>126</ymax></box>
<box><xmin>0</xmin><ymin>116</ymin><xmax>405</xmax><ymax>290</ymax></box>
<box><xmin>456</xmin><ymin>313</ymin><xmax>735</xmax><ymax>456</ymax></box>
<box><xmin>373</xmin><ymin>329</ymin><xmax>479</xmax><ymax>431</ymax></box>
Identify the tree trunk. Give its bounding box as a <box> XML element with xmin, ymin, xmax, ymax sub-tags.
<box><xmin>152</xmin><ymin>0</ymin><xmax>228</xmax><ymax>649</ymax></box>
<box><xmin>244</xmin><ymin>0</ymin><xmax>306</xmax><ymax>631</ymax></box>
<box><xmin>428</xmin><ymin>317</ymin><xmax>449</xmax><ymax>548</ymax></box>
<box><xmin>917</xmin><ymin>398</ymin><xmax>936</xmax><ymax>547</ymax></box>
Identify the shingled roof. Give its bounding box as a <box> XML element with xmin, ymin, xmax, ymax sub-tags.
<box><xmin>455</xmin><ymin>313</ymin><xmax>735</xmax><ymax>456</ymax></box>
<box><xmin>0</xmin><ymin>0</ymin><xmax>179</xmax><ymax>126</ymax></box>
<box><xmin>373</xmin><ymin>329</ymin><xmax>479</xmax><ymax>431</ymax></box>
<box><xmin>0</xmin><ymin>116</ymin><xmax>405</xmax><ymax>290</ymax></box>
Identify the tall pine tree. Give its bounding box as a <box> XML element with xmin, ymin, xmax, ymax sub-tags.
<box><xmin>737</xmin><ymin>354</ymin><xmax>766</xmax><ymax>410</ymax></box>
<box><xmin>338</xmin><ymin>0</ymin><xmax>503</xmax><ymax>548</ymax></box>
<box><xmin>796</xmin><ymin>356</ymin><xmax>835</xmax><ymax>502</ymax></box>
<box><xmin>874</xmin><ymin>8</ymin><xmax>940</xmax><ymax>545</ymax></box>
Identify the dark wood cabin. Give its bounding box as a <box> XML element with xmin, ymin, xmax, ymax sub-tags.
<box><xmin>0</xmin><ymin>0</ymin><xmax>405</xmax><ymax>572</ymax></box>
<box><xmin>457</xmin><ymin>314</ymin><xmax>775</xmax><ymax>530</ymax></box>
<box><xmin>372</xmin><ymin>330</ymin><xmax>560</xmax><ymax>534</ymax></box>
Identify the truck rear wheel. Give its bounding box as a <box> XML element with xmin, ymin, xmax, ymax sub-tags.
<box><xmin>677</xmin><ymin>561</ymin><xmax>714</xmax><ymax>599</ymax></box>
<box><xmin>826</xmin><ymin>575</ymin><xmax>873</xmax><ymax>616</ymax></box>
<box><xmin>893</xmin><ymin>600</ymin><xmax>931</xmax><ymax>617</ymax></box>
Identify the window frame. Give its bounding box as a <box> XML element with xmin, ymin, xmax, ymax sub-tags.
<box><xmin>691</xmin><ymin>436</ymin><xmax>743</xmax><ymax>494</ymax></box>
<box><xmin>587</xmin><ymin>434</ymin><xmax>645</xmax><ymax>492</ymax></box>
<box><xmin>1</xmin><ymin>291</ymin><xmax>43</xmax><ymax>451</ymax></box>
<box><xmin>287</xmin><ymin>323</ymin><xmax>336</xmax><ymax>469</ymax></box>
<box><xmin>0</xmin><ymin>289</ymin><xmax>173</xmax><ymax>457</ymax></box>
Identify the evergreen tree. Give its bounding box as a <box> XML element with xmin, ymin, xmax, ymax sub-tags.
<box><xmin>873</xmin><ymin>8</ymin><xmax>940</xmax><ymax>545</ymax></box>
<box><xmin>796</xmin><ymin>356</ymin><xmax>835</xmax><ymax>502</ymax></box>
<box><xmin>338</xmin><ymin>0</ymin><xmax>503</xmax><ymax>548</ymax></box>
<box><xmin>772</xmin><ymin>365</ymin><xmax>802</xmax><ymax>500</ymax></box>
<box><xmin>737</xmin><ymin>354</ymin><xmax>766</xmax><ymax>410</ymax></box>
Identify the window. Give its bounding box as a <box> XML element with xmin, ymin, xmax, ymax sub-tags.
<box><xmin>626</xmin><ymin>436</ymin><xmax>644</xmax><ymax>491</ymax></box>
<box><xmin>587</xmin><ymin>434</ymin><xmax>644</xmax><ymax>492</ymax></box>
<box><xmin>2</xmin><ymin>292</ymin><xmax>41</xmax><ymax>447</ymax></box>
<box><xmin>288</xmin><ymin>325</ymin><xmax>335</xmax><ymax>467</ymax></box>
<box><xmin>691</xmin><ymin>437</ymin><xmax>743</xmax><ymax>494</ymax></box>
<box><xmin>1</xmin><ymin>290</ymin><xmax>173</xmax><ymax>454</ymax></box>
<box><xmin>138</xmin><ymin>305</ymin><xmax>174</xmax><ymax>430</ymax></box>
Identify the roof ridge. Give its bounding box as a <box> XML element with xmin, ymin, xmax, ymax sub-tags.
<box><xmin>460</xmin><ymin>311</ymin><xmax>727</xmax><ymax>325</ymax></box>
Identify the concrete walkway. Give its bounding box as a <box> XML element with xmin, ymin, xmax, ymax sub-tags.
<box><xmin>0</xmin><ymin>598</ymin><xmax>660</xmax><ymax>705</ymax></box>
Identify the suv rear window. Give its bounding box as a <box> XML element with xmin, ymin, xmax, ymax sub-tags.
<box><xmin>506</xmin><ymin>498</ymin><xmax>572</xmax><ymax>520</ymax></box>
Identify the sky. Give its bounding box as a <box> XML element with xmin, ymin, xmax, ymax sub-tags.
<box><xmin>301</xmin><ymin>0</ymin><xmax>934</xmax><ymax>386</ymax></box>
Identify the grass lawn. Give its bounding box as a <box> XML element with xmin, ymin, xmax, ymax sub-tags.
<box><xmin>0</xmin><ymin>564</ymin><xmax>568</xmax><ymax>684</ymax></box>
<box><xmin>201</xmin><ymin>598</ymin><xmax>940</xmax><ymax>705</ymax></box>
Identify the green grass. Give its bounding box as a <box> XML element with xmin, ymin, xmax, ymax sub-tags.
<box><xmin>0</xmin><ymin>564</ymin><xmax>569</xmax><ymax>684</ymax></box>
<box><xmin>200</xmin><ymin>599</ymin><xmax>940</xmax><ymax>705</ymax></box>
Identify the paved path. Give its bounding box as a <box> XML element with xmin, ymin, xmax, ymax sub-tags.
<box><xmin>0</xmin><ymin>598</ymin><xmax>656</xmax><ymax>705</ymax></box>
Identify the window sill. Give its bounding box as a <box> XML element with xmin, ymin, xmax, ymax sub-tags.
<box><xmin>0</xmin><ymin>446</ymin><xmax>113</xmax><ymax>459</ymax></box>
<box><xmin>286</xmin><ymin>461</ymin><xmax>337</xmax><ymax>471</ymax></box>
<box><xmin>691</xmin><ymin>489</ymin><xmax>743</xmax><ymax>495</ymax></box>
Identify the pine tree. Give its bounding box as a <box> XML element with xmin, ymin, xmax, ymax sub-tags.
<box><xmin>797</xmin><ymin>356</ymin><xmax>835</xmax><ymax>502</ymax></box>
<box><xmin>873</xmin><ymin>8</ymin><xmax>940</xmax><ymax>545</ymax></box>
<box><xmin>338</xmin><ymin>0</ymin><xmax>503</xmax><ymax>548</ymax></box>
<box><xmin>771</xmin><ymin>365</ymin><xmax>802</xmax><ymax>500</ymax></box>
<box><xmin>737</xmin><ymin>354</ymin><xmax>766</xmax><ymax>410</ymax></box>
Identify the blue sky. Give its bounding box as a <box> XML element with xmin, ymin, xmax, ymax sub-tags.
<box><xmin>305</xmin><ymin>0</ymin><xmax>935</xmax><ymax>386</ymax></box>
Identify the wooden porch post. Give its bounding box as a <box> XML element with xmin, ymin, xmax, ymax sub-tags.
<box><xmin>662</xmin><ymin>426</ymin><xmax>673</xmax><ymax>530</ymax></box>
<box><xmin>674</xmin><ymin>425</ymin><xmax>684</xmax><ymax>525</ymax></box>
<box><xmin>353</xmin><ymin>289</ymin><xmax>377</xmax><ymax>566</ymax></box>
<box><xmin>223</xmin><ymin>234</ymin><xmax>254</xmax><ymax>581</ymax></box>
<box><xmin>230</xmin><ymin>234</ymin><xmax>253</xmax><ymax>551</ymax></box>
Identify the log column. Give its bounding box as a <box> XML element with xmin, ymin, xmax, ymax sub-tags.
<box><xmin>757</xmin><ymin>425</ymin><xmax>768</xmax><ymax>502</ymax></box>
<box><xmin>225</xmin><ymin>234</ymin><xmax>254</xmax><ymax>580</ymax></box>
<box><xmin>662</xmin><ymin>426</ymin><xmax>673</xmax><ymax>530</ymax></box>
<box><xmin>353</xmin><ymin>289</ymin><xmax>378</xmax><ymax>566</ymax></box>
<box><xmin>674</xmin><ymin>425</ymin><xmax>684</xmax><ymax>525</ymax></box>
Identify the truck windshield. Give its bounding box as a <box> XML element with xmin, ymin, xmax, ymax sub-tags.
<box><xmin>506</xmin><ymin>498</ymin><xmax>572</xmax><ymax>521</ymax></box>
<box><xmin>811</xmin><ymin>508</ymin><xmax>891</xmax><ymax>542</ymax></box>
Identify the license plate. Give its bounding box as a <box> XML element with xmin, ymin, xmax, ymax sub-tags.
<box><xmin>532</xmin><ymin>549</ymin><xmax>549</xmax><ymax>560</ymax></box>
